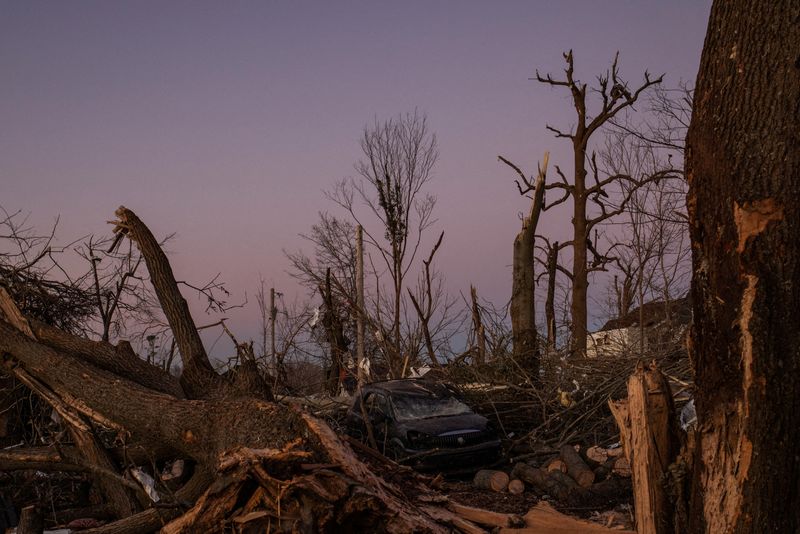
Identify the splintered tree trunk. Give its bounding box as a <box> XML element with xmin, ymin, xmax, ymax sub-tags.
<box><xmin>511</xmin><ymin>153</ymin><xmax>548</xmax><ymax>373</ymax></box>
<box><xmin>0</xmin><ymin>207</ymin><xmax>454</xmax><ymax>533</ymax></box>
<box><xmin>686</xmin><ymin>2</ymin><xmax>800</xmax><ymax>532</ymax></box>
<box><xmin>609</xmin><ymin>363</ymin><xmax>679</xmax><ymax>534</ymax></box>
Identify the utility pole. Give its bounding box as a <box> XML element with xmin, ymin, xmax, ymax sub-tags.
<box><xmin>270</xmin><ymin>287</ymin><xmax>276</xmax><ymax>369</ymax></box>
<box><xmin>356</xmin><ymin>225</ymin><xmax>366</xmax><ymax>385</ymax></box>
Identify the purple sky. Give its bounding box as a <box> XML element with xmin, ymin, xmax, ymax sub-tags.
<box><xmin>1</xmin><ymin>1</ymin><xmax>711</xmax><ymax>354</ymax></box>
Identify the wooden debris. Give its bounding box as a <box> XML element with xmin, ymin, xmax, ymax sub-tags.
<box><xmin>473</xmin><ymin>469</ymin><xmax>510</xmax><ymax>492</ymax></box>
<box><xmin>511</xmin><ymin>462</ymin><xmax>571</xmax><ymax>502</ymax></box>
<box><xmin>498</xmin><ymin>501</ymin><xmax>635</xmax><ymax>533</ymax></box>
<box><xmin>420</xmin><ymin>505</ymin><xmax>484</xmax><ymax>534</ymax></box>
<box><xmin>17</xmin><ymin>505</ymin><xmax>43</xmax><ymax>534</ymax></box>
<box><xmin>610</xmin><ymin>362</ymin><xmax>678</xmax><ymax>534</ymax></box>
<box><xmin>545</xmin><ymin>457</ymin><xmax>568</xmax><ymax>474</ymax></box>
<box><xmin>447</xmin><ymin>502</ymin><xmax>526</xmax><ymax>528</ymax></box>
<box><xmin>592</xmin><ymin>457</ymin><xmax>617</xmax><ymax>481</ymax></box>
<box><xmin>612</xmin><ymin>456</ymin><xmax>632</xmax><ymax>477</ymax></box>
<box><xmin>560</xmin><ymin>444</ymin><xmax>595</xmax><ymax>487</ymax></box>
<box><xmin>586</xmin><ymin>445</ymin><xmax>608</xmax><ymax>465</ymax></box>
<box><xmin>507</xmin><ymin>479</ymin><xmax>525</xmax><ymax>495</ymax></box>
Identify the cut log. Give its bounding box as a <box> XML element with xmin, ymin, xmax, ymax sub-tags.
<box><xmin>592</xmin><ymin>457</ymin><xmax>617</xmax><ymax>482</ymax></box>
<box><xmin>544</xmin><ymin>457</ymin><xmax>568</xmax><ymax>474</ymax></box>
<box><xmin>612</xmin><ymin>456</ymin><xmax>632</xmax><ymax>477</ymax></box>
<box><xmin>507</xmin><ymin>479</ymin><xmax>525</xmax><ymax>495</ymax></box>
<box><xmin>559</xmin><ymin>444</ymin><xmax>595</xmax><ymax>487</ymax></box>
<box><xmin>0</xmin><ymin>446</ymin><xmax>84</xmax><ymax>472</ymax></box>
<box><xmin>511</xmin><ymin>463</ymin><xmax>571</xmax><ymax>502</ymax></box>
<box><xmin>473</xmin><ymin>469</ymin><xmax>509</xmax><ymax>492</ymax></box>
<box><xmin>568</xmin><ymin>475</ymin><xmax>632</xmax><ymax>510</ymax></box>
<box><xmin>585</xmin><ymin>445</ymin><xmax>608</xmax><ymax>465</ymax></box>
<box><xmin>548</xmin><ymin>469</ymin><xmax>580</xmax><ymax>491</ymax></box>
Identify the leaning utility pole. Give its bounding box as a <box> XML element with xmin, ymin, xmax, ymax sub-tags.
<box><xmin>270</xmin><ymin>287</ymin><xmax>276</xmax><ymax>369</ymax></box>
<box><xmin>356</xmin><ymin>225</ymin><xmax>366</xmax><ymax>385</ymax></box>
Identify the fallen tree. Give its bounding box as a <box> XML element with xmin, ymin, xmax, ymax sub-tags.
<box><xmin>0</xmin><ymin>207</ymin><xmax>448</xmax><ymax>532</ymax></box>
<box><xmin>1</xmin><ymin>207</ymin><xmax>633</xmax><ymax>533</ymax></box>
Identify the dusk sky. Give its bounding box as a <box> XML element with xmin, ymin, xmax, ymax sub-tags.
<box><xmin>1</xmin><ymin>1</ymin><xmax>711</xmax><ymax>356</ymax></box>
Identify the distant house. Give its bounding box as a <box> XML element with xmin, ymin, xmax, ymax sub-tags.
<box><xmin>586</xmin><ymin>297</ymin><xmax>692</xmax><ymax>358</ymax></box>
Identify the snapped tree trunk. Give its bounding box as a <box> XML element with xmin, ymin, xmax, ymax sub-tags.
<box><xmin>685</xmin><ymin>2</ymin><xmax>800</xmax><ymax>532</ymax></box>
<box><xmin>509</xmin><ymin>153</ymin><xmax>548</xmax><ymax>373</ymax></box>
<box><xmin>0</xmin><ymin>207</ymin><xmax>457</xmax><ymax>533</ymax></box>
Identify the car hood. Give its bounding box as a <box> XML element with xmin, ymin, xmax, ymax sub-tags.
<box><xmin>395</xmin><ymin>412</ymin><xmax>490</xmax><ymax>436</ymax></box>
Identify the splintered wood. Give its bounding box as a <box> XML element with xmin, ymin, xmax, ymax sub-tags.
<box><xmin>609</xmin><ymin>361</ymin><xmax>678</xmax><ymax>534</ymax></box>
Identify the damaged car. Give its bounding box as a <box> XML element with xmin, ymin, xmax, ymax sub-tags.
<box><xmin>344</xmin><ymin>379</ymin><xmax>501</xmax><ymax>471</ymax></box>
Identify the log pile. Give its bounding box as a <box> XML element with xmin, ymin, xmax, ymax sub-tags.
<box><xmin>507</xmin><ymin>443</ymin><xmax>632</xmax><ymax>510</ymax></box>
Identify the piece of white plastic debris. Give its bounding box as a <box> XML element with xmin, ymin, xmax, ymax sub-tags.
<box><xmin>131</xmin><ymin>467</ymin><xmax>160</xmax><ymax>502</ymax></box>
<box><xmin>680</xmin><ymin>399</ymin><xmax>697</xmax><ymax>431</ymax></box>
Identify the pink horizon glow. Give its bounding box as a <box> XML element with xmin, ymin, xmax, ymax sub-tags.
<box><xmin>1</xmin><ymin>1</ymin><xmax>711</xmax><ymax>359</ymax></box>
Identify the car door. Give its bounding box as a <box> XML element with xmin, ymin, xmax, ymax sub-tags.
<box><xmin>365</xmin><ymin>392</ymin><xmax>391</xmax><ymax>444</ymax></box>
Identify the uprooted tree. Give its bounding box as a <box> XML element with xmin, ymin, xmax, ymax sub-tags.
<box><xmin>0</xmin><ymin>206</ymin><xmax>455</xmax><ymax>533</ymax></box>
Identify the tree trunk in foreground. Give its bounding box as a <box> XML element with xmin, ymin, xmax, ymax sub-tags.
<box><xmin>686</xmin><ymin>1</ymin><xmax>800</xmax><ymax>532</ymax></box>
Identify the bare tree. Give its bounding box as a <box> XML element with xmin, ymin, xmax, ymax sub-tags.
<box><xmin>534</xmin><ymin>237</ymin><xmax>570</xmax><ymax>353</ymax></box>
<box><xmin>600</xmin><ymin>83</ymin><xmax>693</xmax><ymax>342</ymax></box>
<box><xmin>407</xmin><ymin>231</ymin><xmax>444</xmax><ymax>368</ymax></box>
<box><xmin>534</xmin><ymin>51</ymin><xmax>670</xmax><ymax>356</ymax></box>
<box><xmin>327</xmin><ymin>110</ymin><xmax>438</xmax><ymax>375</ymax></box>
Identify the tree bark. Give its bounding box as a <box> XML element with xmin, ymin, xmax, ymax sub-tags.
<box><xmin>685</xmin><ymin>2</ymin><xmax>800</xmax><ymax>532</ymax></box>
<box><xmin>560</xmin><ymin>444</ymin><xmax>595</xmax><ymax>488</ymax></box>
<box><xmin>111</xmin><ymin>207</ymin><xmax>221</xmax><ymax>399</ymax></box>
<box><xmin>0</xmin><ymin>207</ymin><xmax>455</xmax><ymax>532</ymax></box>
<box><xmin>509</xmin><ymin>153</ymin><xmax>548</xmax><ymax>373</ymax></box>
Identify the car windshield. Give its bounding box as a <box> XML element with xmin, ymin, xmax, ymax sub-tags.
<box><xmin>391</xmin><ymin>394</ymin><xmax>472</xmax><ymax>421</ymax></box>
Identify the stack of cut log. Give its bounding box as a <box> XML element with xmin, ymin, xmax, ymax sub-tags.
<box><xmin>508</xmin><ymin>444</ymin><xmax>632</xmax><ymax>508</ymax></box>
